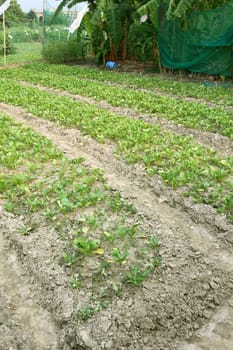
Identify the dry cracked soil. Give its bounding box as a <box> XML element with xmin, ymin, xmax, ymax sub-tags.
<box><xmin>0</xmin><ymin>70</ymin><xmax>233</xmax><ymax>350</ymax></box>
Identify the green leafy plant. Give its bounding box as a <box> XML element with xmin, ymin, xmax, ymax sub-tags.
<box><xmin>63</xmin><ymin>251</ymin><xmax>76</xmax><ymax>266</ymax></box>
<box><xmin>148</xmin><ymin>236</ymin><xmax>160</xmax><ymax>249</ymax></box>
<box><xmin>116</xmin><ymin>224</ymin><xmax>138</xmax><ymax>239</ymax></box>
<box><xmin>3</xmin><ymin>202</ymin><xmax>15</xmax><ymax>213</ymax></box>
<box><xmin>103</xmin><ymin>230</ymin><xmax>116</xmax><ymax>242</ymax></box>
<box><xmin>70</xmin><ymin>275</ymin><xmax>81</xmax><ymax>289</ymax></box>
<box><xmin>74</xmin><ymin>301</ymin><xmax>110</xmax><ymax>322</ymax></box>
<box><xmin>110</xmin><ymin>280</ymin><xmax>122</xmax><ymax>296</ymax></box>
<box><xmin>93</xmin><ymin>261</ymin><xmax>111</xmax><ymax>280</ymax></box>
<box><xmin>124</xmin><ymin>266</ymin><xmax>150</xmax><ymax>286</ymax></box>
<box><xmin>112</xmin><ymin>247</ymin><xmax>128</xmax><ymax>264</ymax></box>
<box><xmin>73</xmin><ymin>238</ymin><xmax>100</xmax><ymax>255</ymax></box>
<box><xmin>150</xmin><ymin>256</ymin><xmax>162</xmax><ymax>270</ymax></box>
<box><xmin>17</xmin><ymin>224</ymin><xmax>36</xmax><ymax>236</ymax></box>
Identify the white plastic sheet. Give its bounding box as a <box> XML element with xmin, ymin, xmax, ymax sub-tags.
<box><xmin>69</xmin><ymin>2</ymin><xmax>89</xmax><ymax>34</ymax></box>
<box><xmin>0</xmin><ymin>0</ymin><xmax>10</xmax><ymax>16</ymax></box>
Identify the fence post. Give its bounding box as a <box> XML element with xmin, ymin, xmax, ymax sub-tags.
<box><xmin>3</xmin><ymin>11</ymin><xmax>6</xmax><ymax>66</ymax></box>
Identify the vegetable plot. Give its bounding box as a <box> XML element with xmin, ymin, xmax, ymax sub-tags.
<box><xmin>0</xmin><ymin>112</ymin><xmax>161</xmax><ymax>321</ymax></box>
<box><xmin>0</xmin><ymin>64</ymin><xmax>233</xmax><ymax>350</ymax></box>
<box><xmin>13</xmin><ymin>63</ymin><xmax>233</xmax><ymax>107</ymax></box>
<box><xmin>0</xmin><ymin>76</ymin><xmax>232</xmax><ymax>220</ymax></box>
<box><xmin>1</xmin><ymin>66</ymin><xmax>233</xmax><ymax>139</ymax></box>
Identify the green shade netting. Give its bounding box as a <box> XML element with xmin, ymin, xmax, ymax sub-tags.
<box><xmin>158</xmin><ymin>1</ymin><xmax>233</xmax><ymax>76</ymax></box>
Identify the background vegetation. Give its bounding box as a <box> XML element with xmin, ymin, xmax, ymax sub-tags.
<box><xmin>53</xmin><ymin>0</ymin><xmax>232</xmax><ymax>65</ymax></box>
<box><xmin>0</xmin><ymin>0</ymin><xmax>232</xmax><ymax>69</ymax></box>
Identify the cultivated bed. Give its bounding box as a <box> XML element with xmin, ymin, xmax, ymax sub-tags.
<box><xmin>0</xmin><ymin>64</ymin><xmax>232</xmax><ymax>350</ymax></box>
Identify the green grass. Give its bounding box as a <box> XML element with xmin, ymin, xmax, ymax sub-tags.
<box><xmin>0</xmin><ymin>78</ymin><xmax>232</xmax><ymax>220</ymax></box>
<box><xmin>0</xmin><ymin>42</ymin><xmax>42</xmax><ymax>66</ymax></box>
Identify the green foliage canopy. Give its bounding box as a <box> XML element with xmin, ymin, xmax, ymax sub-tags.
<box><xmin>0</xmin><ymin>0</ymin><xmax>26</xmax><ymax>24</ymax></box>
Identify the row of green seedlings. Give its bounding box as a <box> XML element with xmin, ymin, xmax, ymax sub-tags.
<box><xmin>0</xmin><ymin>113</ymin><xmax>61</xmax><ymax>177</ymax></box>
<box><xmin>17</xmin><ymin>62</ymin><xmax>233</xmax><ymax>107</ymax></box>
<box><xmin>64</xmin><ymin>213</ymin><xmax>161</xmax><ymax>323</ymax></box>
<box><xmin>0</xmin><ymin>80</ymin><xmax>232</xmax><ymax>221</ymax></box>
<box><xmin>0</xmin><ymin>113</ymin><xmax>161</xmax><ymax>323</ymax></box>
<box><xmin>1</xmin><ymin>66</ymin><xmax>232</xmax><ymax>139</ymax></box>
<box><xmin>13</xmin><ymin>159</ymin><xmax>161</xmax><ymax>321</ymax></box>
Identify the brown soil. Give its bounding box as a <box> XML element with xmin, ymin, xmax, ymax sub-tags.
<box><xmin>0</xmin><ymin>77</ymin><xmax>233</xmax><ymax>350</ymax></box>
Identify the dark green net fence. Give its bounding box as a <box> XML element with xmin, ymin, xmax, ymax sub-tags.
<box><xmin>158</xmin><ymin>1</ymin><xmax>233</xmax><ymax>76</ymax></box>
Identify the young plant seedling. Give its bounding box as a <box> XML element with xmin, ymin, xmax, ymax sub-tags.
<box><xmin>63</xmin><ymin>251</ymin><xmax>76</xmax><ymax>266</ymax></box>
<box><xmin>70</xmin><ymin>275</ymin><xmax>81</xmax><ymax>289</ymax></box>
<box><xmin>124</xmin><ymin>266</ymin><xmax>150</xmax><ymax>286</ymax></box>
<box><xmin>148</xmin><ymin>236</ymin><xmax>160</xmax><ymax>249</ymax></box>
<box><xmin>73</xmin><ymin>238</ymin><xmax>100</xmax><ymax>255</ymax></box>
<box><xmin>111</xmin><ymin>247</ymin><xmax>128</xmax><ymax>264</ymax></box>
<box><xmin>17</xmin><ymin>225</ymin><xmax>35</xmax><ymax>236</ymax></box>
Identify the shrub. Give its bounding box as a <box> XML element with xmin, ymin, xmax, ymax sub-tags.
<box><xmin>0</xmin><ymin>32</ymin><xmax>16</xmax><ymax>55</ymax></box>
<box><xmin>42</xmin><ymin>39</ymin><xmax>83</xmax><ymax>64</ymax></box>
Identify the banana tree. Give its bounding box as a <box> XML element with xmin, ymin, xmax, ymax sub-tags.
<box><xmin>137</xmin><ymin>0</ymin><xmax>230</xmax><ymax>26</ymax></box>
<box><xmin>53</xmin><ymin>0</ymin><xmax>138</xmax><ymax>62</ymax></box>
<box><xmin>53</xmin><ymin>0</ymin><xmax>230</xmax><ymax>64</ymax></box>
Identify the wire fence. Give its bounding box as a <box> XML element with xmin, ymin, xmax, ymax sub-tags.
<box><xmin>0</xmin><ymin>3</ymin><xmax>85</xmax><ymax>67</ymax></box>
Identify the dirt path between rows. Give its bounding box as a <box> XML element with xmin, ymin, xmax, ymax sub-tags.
<box><xmin>180</xmin><ymin>296</ymin><xmax>233</xmax><ymax>350</ymax></box>
<box><xmin>0</xmin><ymin>206</ymin><xmax>58</xmax><ymax>350</ymax></box>
<box><xmin>0</xmin><ymin>102</ymin><xmax>233</xmax><ymax>349</ymax></box>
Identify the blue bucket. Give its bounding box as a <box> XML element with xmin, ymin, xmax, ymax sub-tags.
<box><xmin>105</xmin><ymin>61</ymin><xmax>118</xmax><ymax>69</ymax></box>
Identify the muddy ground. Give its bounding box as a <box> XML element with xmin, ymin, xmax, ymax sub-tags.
<box><xmin>0</xmin><ymin>72</ymin><xmax>233</xmax><ymax>350</ymax></box>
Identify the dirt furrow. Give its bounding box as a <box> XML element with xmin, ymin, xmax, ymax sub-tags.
<box><xmin>0</xmin><ymin>207</ymin><xmax>58</xmax><ymax>350</ymax></box>
<box><xmin>0</xmin><ymin>103</ymin><xmax>232</xmax><ymax>349</ymax></box>
<box><xmin>2</xmin><ymin>203</ymin><xmax>232</xmax><ymax>350</ymax></box>
<box><xmin>179</xmin><ymin>296</ymin><xmax>233</xmax><ymax>350</ymax></box>
<box><xmin>17</xmin><ymin>81</ymin><xmax>233</xmax><ymax>157</ymax></box>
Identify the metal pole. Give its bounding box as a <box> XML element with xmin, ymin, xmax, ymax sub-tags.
<box><xmin>3</xmin><ymin>11</ymin><xmax>6</xmax><ymax>66</ymax></box>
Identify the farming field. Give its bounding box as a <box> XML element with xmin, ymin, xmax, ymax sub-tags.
<box><xmin>0</xmin><ymin>63</ymin><xmax>232</xmax><ymax>350</ymax></box>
